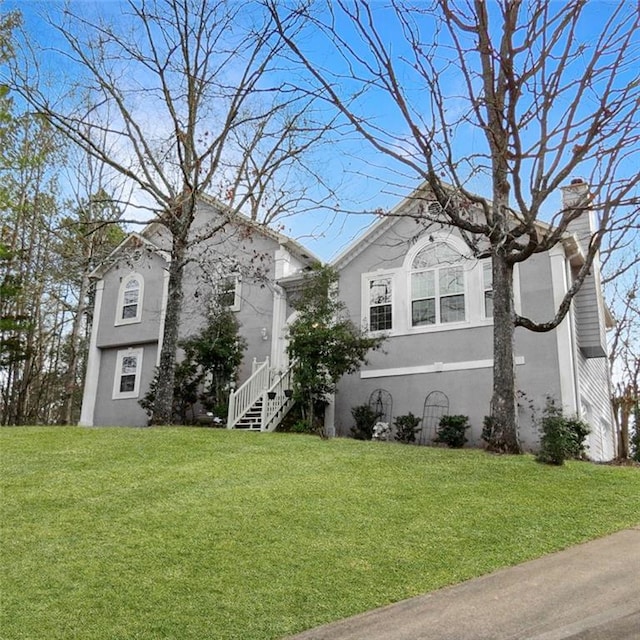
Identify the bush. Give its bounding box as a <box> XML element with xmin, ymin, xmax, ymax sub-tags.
<box><xmin>536</xmin><ymin>398</ymin><xmax>590</xmax><ymax>465</ymax></box>
<box><xmin>350</xmin><ymin>404</ymin><xmax>381</xmax><ymax>440</ymax></box>
<box><xmin>276</xmin><ymin>406</ymin><xmax>315</xmax><ymax>434</ymax></box>
<box><xmin>435</xmin><ymin>415</ymin><xmax>470</xmax><ymax>448</ymax></box>
<box><xmin>394</xmin><ymin>412</ymin><xmax>422</xmax><ymax>443</ymax></box>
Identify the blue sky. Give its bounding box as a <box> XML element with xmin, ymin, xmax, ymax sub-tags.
<box><xmin>5</xmin><ymin>0</ymin><xmax>639</xmax><ymax>263</ymax></box>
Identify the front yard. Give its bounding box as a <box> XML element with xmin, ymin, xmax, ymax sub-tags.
<box><xmin>2</xmin><ymin>427</ymin><xmax>639</xmax><ymax>640</ymax></box>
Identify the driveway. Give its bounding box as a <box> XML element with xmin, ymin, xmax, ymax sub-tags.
<box><xmin>284</xmin><ymin>526</ymin><xmax>640</xmax><ymax>640</ymax></box>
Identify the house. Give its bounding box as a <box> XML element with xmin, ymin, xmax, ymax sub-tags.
<box><xmin>328</xmin><ymin>179</ymin><xmax>616</xmax><ymax>460</ymax></box>
<box><xmin>80</xmin><ymin>182</ymin><xmax>617</xmax><ymax>461</ymax></box>
<box><xmin>79</xmin><ymin>195</ymin><xmax>318</xmax><ymax>429</ymax></box>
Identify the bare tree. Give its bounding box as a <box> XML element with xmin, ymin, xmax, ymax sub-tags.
<box><xmin>0</xmin><ymin>106</ymin><xmax>63</xmax><ymax>425</ymax></box>
<box><xmin>606</xmin><ymin>273</ymin><xmax>639</xmax><ymax>459</ymax></box>
<box><xmin>8</xmin><ymin>0</ymin><xmax>329</xmax><ymax>423</ymax></box>
<box><xmin>270</xmin><ymin>0</ymin><xmax>640</xmax><ymax>452</ymax></box>
<box><xmin>601</xmin><ymin>202</ymin><xmax>639</xmax><ymax>459</ymax></box>
<box><xmin>57</xmin><ymin>149</ymin><xmax>127</xmax><ymax>425</ymax></box>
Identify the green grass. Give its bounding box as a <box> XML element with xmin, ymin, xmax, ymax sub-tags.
<box><xmin>1</xmin><ymin>427</ymin><xmax>639</xmax><ymax>640</ymax></box>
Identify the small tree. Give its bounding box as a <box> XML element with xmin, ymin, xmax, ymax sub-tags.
<box><xmin>140</xmin><ymin>302</ymin><xmax>246</xmax><ymax>423</ymax></box>
<box><xmin>631</xmin><ymin>413</ymin><xmax>640</xmax><ymax>463</ymax></box>
<box><xmin>182</xmin><ymin>304</ymin><xmax>247</xmax><ymax>416</ymax></box>
<box><xmin>287</xmin><ymin>265</ymin><xmax>385</xmax><ymax>434</ymax></box>
<box><xmin>0</xmin><ymin>243</ymin><xmax>30</xmax><ymax>371</ymax></box>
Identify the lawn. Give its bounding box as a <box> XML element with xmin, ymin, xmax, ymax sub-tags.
<box><xmin>1</xmin><ymin>427</ymin><xmax>639</xmax><ymax>640</ymax></box>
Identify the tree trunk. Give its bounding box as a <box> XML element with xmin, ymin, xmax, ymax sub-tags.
<box><xmin>62</xmin><ymin>272</ymin><xmax>91</xmax><ymax>425</ymax></box>
<box><xmin>614</xmin><ymin>394</ymin><xmax>632</xmax><ymax>459</ymax></box>
<box><xmin>151</xmin><ymin>233</ymin><xmax>187</xmax><ymax>425</ymax></box>
<box><xmin>619</xmin><ymin>408</ymin><xmax>629</xmax><ymax>460</ymax></box>
<box><xmin>490</xmin><ymin>252</ymin><xmax>521</xmax><ymax>454</ymax></box>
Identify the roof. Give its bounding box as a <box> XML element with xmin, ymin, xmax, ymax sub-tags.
<box><xmin>91</xmin><ymin>193</ymin><xmax>320</xmax><ymax>280</ymax></box>
<box><xmin>330</xmin><ymin>184</ymin><xmax>424</xmax><ymax>270</ymax></box>
<box><xmin>331</xmin><ymin>180</ymin><xmax>588</xmax><ymax>271</ymax></box>
<box><xmin>88</xmin><ymin>232</ymin><xmax>168</xmax><ymax>280</ymax></box>
<box><xmin>141</xmin><ymin>192</ymin><xmax>320</xmax><ymax>269</ymax></box>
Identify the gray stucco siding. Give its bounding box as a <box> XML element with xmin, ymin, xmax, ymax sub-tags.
<box><xmin>517</xmin><ymin>253</ymin><xmax>558</xmax><ymax>322</ymax></box>
<box><xmin>334</xmin><ymin>367</ymin><xmax>494</xmax><ymax>446</ymax></box>
<box><xmin>93</xmin><ymin>342</ymin><xmax>158</xmax><ymax>427</ymax></box>
<box><xmin>234</xmin><ymin>279</ymin><xmax>277</xmax><ymax>382</ymax></box>
<box><xmin>333</xmin><ymin>213</ymin><xmax>571</xmax><ymax>452</ymax></box>
<box><xmin>513</xmin><ymin>326</ymin><xmax>563</xmax><ymax>404</ymax></box>
<box><xmin>177</xmin><ymin>229</ymin><xmax>280</xmax><ymax>385</ymax></box>
<box><xmin>361</xmin><ymin>326</ymin><xmax>494</xmax><ymax>371</ymax></box>
<box><xmin>96</xmin><ymin>253</ymin><xmax>166</xmax><ymax>348</ymax></box>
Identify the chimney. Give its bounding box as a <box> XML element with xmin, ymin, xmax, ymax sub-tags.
<box><xmin>560</xmin><ymin>179</ymin><xmax>607</xmax><ymax>359</ymax></box>
<box><xmin>560</xmin><ymin>177</ymin><xmax>590</xmax><ymax>209</ymax></box>
<box><xmin>560</xmin><ymin>178</ymin><xmax>594</xmax><ymax>249</ymax></box>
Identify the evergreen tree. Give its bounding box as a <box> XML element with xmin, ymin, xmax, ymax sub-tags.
<box><xmin>287</xmin><ymin>265</ymin><xmax>384</xmax><ymax>434</ymax></box>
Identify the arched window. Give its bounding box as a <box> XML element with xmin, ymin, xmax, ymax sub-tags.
<box><xmin>116</xmin><ymin>274</ymin><xmax>144</xmax><ymax>325</ymax></box>
<box><xmin>410</xmin><ymin>243</ymin><xmax>466</xmax><ymax>326</ymax></box>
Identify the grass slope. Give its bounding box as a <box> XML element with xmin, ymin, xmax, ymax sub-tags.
<box><xmin>2</xmin><ymin>427</ymin><xmax>639</xmax><ymax>640</ymax></box>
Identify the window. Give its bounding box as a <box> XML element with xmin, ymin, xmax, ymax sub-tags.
<box><xmin>112</xmin><ymin>348</ymin><xmax>143</xmax><ymax>399</ymax></box>
<box><xmin>115</xmin><ymin>274</ymin><xmax>143</xmax><ymax>325</ymax></box>
<box><xmin>411</xmin><ymin>243</ymin><xmax>465</xmax><ymax>326</ymax></box>
<box><xmin>216</xmin><ymin>274</ymin><xmax>241</xmax><ymax>311</ymax></box>
<box><xmin>483</xmin><ymin>261</ymin><xmax>493</xmax><ymax>318</ymax></box>
<box><xmin>368</xmin><ymin>276</ymin><xmax>393</xmax><ymax>331</ymax></box>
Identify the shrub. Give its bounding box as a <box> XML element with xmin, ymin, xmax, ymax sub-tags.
<box><xmin>290</xmin><ymin>420</ymin><xmax>315</xmax><ymax>434</ymax></box>
<box><xmin>350</xmin><ymin>404</ymin><xmax>381</xmax><ymax>440</ymax></box>
<box><xmin>536</xmin><ymin>398</ymin><xmax>590</xmax><ymax>465</ymax></box>
<box><xmin>139</xmin><ymin>303</ymin><xmax>246</xmax><ymax>424</ymax></box>
<box><xmin>394</xmin><ymin>412</ymin><xmax>422</xmax><ymax>444</ymax></box>
<box><xmin>276</xmin><ymin>406</ymin><xmax>315</xmax><ymax>434</ymax></box>
<box><xmin>435</xmin><ymin>415</ymin><xmax>470</xmax><ymax>448</ymax></box>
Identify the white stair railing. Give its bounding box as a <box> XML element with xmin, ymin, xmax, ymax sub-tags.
<box><xmin>227</xmin><ymin>358</ymin><xmax>271</xmax><ymax>429</ymax></box>
<box><xmin>260</xmin><ymin>362</ymin><xmax>295</xmax><ymax>432</ymax></box>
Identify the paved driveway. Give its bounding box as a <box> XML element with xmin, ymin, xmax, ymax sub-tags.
<box><xmin>285</xmin><ymin>526</ymin><xmax>640</xmax><ymax>640</ymax></box>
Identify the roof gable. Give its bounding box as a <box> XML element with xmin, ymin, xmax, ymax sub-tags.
<box><xmin>89</xmin><ymin>232</ymin><xmax>168</xmax><ymax>280</ymax></box>
<box><xmin>141</xmin><ymin>193</ymin><xmax>320</xmax><ymax>269</ymax></box>
<box><xmin>331</xmin><ymin>181</ymin><xmax>580</xmax><ymax>271</ymax></box>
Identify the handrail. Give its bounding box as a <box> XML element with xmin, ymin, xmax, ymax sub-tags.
<box><xmin>227</xmin><ymin>357</ymin><xmax>270</xmax><ymax>429</ymax></box>
<box><xmin>261</xmin><ymin>361</ymin><xmax>295</xmax><ymax>432</ymax></box>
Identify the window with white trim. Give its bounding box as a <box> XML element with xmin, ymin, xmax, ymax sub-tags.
<box><xmin>112</xmin><ymin>348</ymin><xmax>143</xmax><ymax>399</ymax></box>
<box><xmin>115</xmin><ymin>274</ymin><xmax>143</xmax><ymax>325</ymax></box>
<box><xmin>368</xmin><ymin>275</ymin><xmax>393</xmax><ymax>331</ymax></box>
<box><xmin>410</xmin><ymin>243</ymin><xmax>465</xmax><ymax>326</ymax></box>
<box><xmin>483</xmin><ymin>261</ymin><xmax>493</xmax><ymax>318</ymax></box>
<box><xmin>216</xmin><ymin>274</ymin><xmax>241</xmax><ymax>311</ymax></box>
